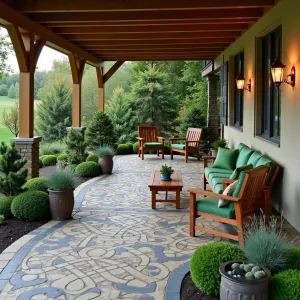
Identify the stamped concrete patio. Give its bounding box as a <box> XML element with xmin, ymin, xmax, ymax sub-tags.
<box><xmin>0</xmin><ymin>155</ymin><xmax>297</xmax><ymax>300</ymax></box>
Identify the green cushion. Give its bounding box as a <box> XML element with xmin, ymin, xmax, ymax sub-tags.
<box><xmin>237</xmin><ymin>143</ymin><xmax>248</xmax><ymax>151</ymax></box>
<box><xmin>255</xmin><ymin>156</ymin><xmax>276</xmax><ymax>184</ymax></box>
<box><xmin>232</xmin><ymin>172</ymin><xmax>246</xmax><ymax>197</ymax></box>
<box><xmin>196</xmin><ymin>197</ymin><xmax>235</xmax><ymax>218</ymax></box>
<box><xmin>212</xmin><ymin>147</ymin><xmax>239</xmax><ymax>170</ymax></box>
<box><xmin>143</xmin><ymin>142</ymin><xmax>163</xmax><ymax>148</ymax></box>
<box><xmin>247</xmin><ymin>151</ymin><xmax>263</xmax><ymax>166</ymax></box>
<box><xmin>205</xmin><ymin>167</ymin><xmax>233</xmax><ymax>178</ymax></box>
<box><xmin>209</xmin><ymin>173</ymin><xmax>231</xmax><ymax>182</ymax></box>
<box><xmin>214</xmin><ymin>184</ymin><xmax>224</xmax><ymax>194</ymax></box>
<box><xmin>230</xmin><ymin>164</ymin><xmax>253</xmax><ymax>180</ymax></box>
<box><xmin>211</xmin><ymin>177</ymin><xmax>225</xmax><ymax>187</ymax></box>
<box><xmin>236</xmin><ymin>146</ymin><xmax>254</xmax><ymax>168</ymax></box>
<box><xmin>171</xmin><ymin>144</ymin><xmax>196</xmax><ymax>151</ymax></box>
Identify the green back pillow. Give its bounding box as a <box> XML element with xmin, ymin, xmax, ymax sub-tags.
<box><xmin>212</xmin><ymin>147</ymin><xmax>239</xmax><ymax>170</ymax></box>
<box><xmin>230</xmin><ymin>164</ymin><xmax>253</xmax><ymax>180</ymax></box>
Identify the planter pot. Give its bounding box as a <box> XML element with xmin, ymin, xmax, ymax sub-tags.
<box><xmin>210</xmin><ymin>149</ymin><xmax>218</xmax><ymax>157</ymax></box>
<box><xmin>48</xmin><ymin>189</ymin><xmax>74</xmax><ymax>221</ymax></box>
<box><xmin>98</xmin><ymin>156</ymin><xmax>114</xmax><ymax>174</ymax></box>
<box><xmin>219</xmin><ymin>261</ymin><xmax>271</xmax><ymax>300</ymax></box>
<box><xmin>161</xmin><ymin>174</ymin><xmax>172</xmax><ymax>181</ymax></box>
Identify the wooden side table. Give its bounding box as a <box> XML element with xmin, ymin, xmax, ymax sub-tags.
<box><xmin>148</xmin><ymin>171</ymin><xmax>183</xmax><ymax>209</ymax></box>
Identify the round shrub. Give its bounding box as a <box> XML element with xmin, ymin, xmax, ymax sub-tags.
<box><xmin>127</xmin><ymin>143</ymin><xmax>133</xmax><ymax>154</ymax></box>
<box><xmin>39</xmin><ymin>159</ymin><xmax>43</xmax><ymax>168</ymax></box>
<box><xmin>75</xmin><ymin>162</ymin><xmax>101</xmax><ymax>177</ymax></box>
<box><xmin>133</xmin><ymin>142</ymin><xmax>139</xmax><ymax>154</ymax></box>
<box><xmin>286</xmin><ymin>247</ymin><xmax>300</xmax><ymax>271</ymax></box>
<box><xmin>23</xmin><ymin>178</ymin><xmax>49</xmax><ymax>193</ymax></box>
<box><xmin>117</xmin><ymin>144</ymin><xmax>130</xmax><ymax>155</ymax></box>
<box><xmin>42</xmin><ymin>155</ymin><xmax>57</xmax><ymax>166</ymax></box>
<box><xmin>0</xmin><ymin>197</ymin><xmax>14</xmax><ymax>217</ymax></box>
<box><xmin>270</xmin><ymin>269</ymin><xmax>300</xmax><ymax>300</ymax></box>
<box><xmin>86</xmin><ymin>154</ymin><xmax>99</xmax><ymax>163</ymax></box>
<box><xmin>57</xmin><ymin>153</ymin><xmax>69</xmax><ymax>162</ymax></box>
<box><xmin>190</xmin><ymin>242</ymin><xmax>245</xmax><ymax>295</ymax></box>
<box><xmin>11</xmin><ymin>191</ymin><xmax>50</xmax><ymax>221</ymax></box>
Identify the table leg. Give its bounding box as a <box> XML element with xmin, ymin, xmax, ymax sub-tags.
<box><xmin>152</xmin><ymin>190</ymin><xmax>156</xmax><ymax>209</ymax></box>
<box><xmin>165</xmin><ymin>191</ymin><xmax>168</xmax><ymax>201</ymax></box>
<box><xmin>176</xmin><ymin>190</ymin><xmax>180</xmax><ymax>209</ymax></box>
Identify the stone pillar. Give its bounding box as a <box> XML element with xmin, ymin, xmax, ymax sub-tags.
<box><xmin>11</xmin><ymin>136</ymin><xmax>42</xmax><ymax>178</ymax></box>
<box><xmin>207</xmin><ymin>75</ymin><xmax>220</xmax><ymax>142</ymax></box>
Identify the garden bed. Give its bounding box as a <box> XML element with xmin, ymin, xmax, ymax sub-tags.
<box><xmin>181</xmin><ymin>272</ymin><xmax>219</xmax><ymax>300</ymax></box>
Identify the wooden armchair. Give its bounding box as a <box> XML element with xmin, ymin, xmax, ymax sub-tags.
<box><xmin>137</xmin><ymin>126</ymin><xmax>165</xmax><ymax>160</ymax></box>
<box><xmin>170</xmin><ymin>128</ymin><xmax>202</xmax><ymax>163</ymax></box>
<box><xmin>189</xmin><ymin>166</ymin><xmax>270</xmax><ymax>246</ymax></box>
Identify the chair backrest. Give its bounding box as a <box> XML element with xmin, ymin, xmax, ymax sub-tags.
<box><xmin>186</xmin><ymin>128</ymin><xmax>203</xmax><ymax>147</ymax></box>
<box><xmin>138</xmin><ymin>126</ymin><xmax>158</xmax><ymax>142</ymax></box>
<box><xmin>238</xmin><ymin>166</ymin><xmax>270</xmax><ymax>215</ymax></box>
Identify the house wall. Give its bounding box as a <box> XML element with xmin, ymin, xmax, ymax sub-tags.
<box><xmin>214</xmin><ymin>0</ymin><xmax>300</xmax><ymax>231</ymax></box>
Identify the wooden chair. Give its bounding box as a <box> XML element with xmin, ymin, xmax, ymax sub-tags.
<box><xmin>189</xmin><ymin>166</ymin><xmax>270</xmax><ymax>246</ymax></box>
<box><xmin>137</xmin><ymin>126</ymin><xmax>165</xmax><ymax>160</ymax></box>
<box><xmin>170</xmin><ymin>128</ymin><xmax>202</xmax><ymax>163</ymax></box>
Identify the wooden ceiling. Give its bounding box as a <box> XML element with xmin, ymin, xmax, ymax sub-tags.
<box><xmin>1</xmin><ymin>0</ymin><xmax>275</xmax><ymax>63</ymax></box>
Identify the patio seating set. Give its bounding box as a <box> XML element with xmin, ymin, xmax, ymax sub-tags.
<box><xmin>140</xmin><ymin>126</ymin><xmax>279</xmax><ymax>245</ymax></box>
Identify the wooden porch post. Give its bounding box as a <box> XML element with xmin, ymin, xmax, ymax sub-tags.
<box><xmin>68</xmin><ymin>53</ymin><xmax>86</xmax><ymax>127</ymax></box>
<box><xmin>96</xmin><ymin>63</ymin><xmax>105</xmax><ymax>112</ymax></box>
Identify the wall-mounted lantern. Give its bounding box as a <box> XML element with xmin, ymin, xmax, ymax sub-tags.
<box><xmin>271</xmin><ymin>58</ymin><xmax>295</xmax><ymax>88</ymax></box>
<box><xmin>236</xmin><ymin>74</ymin><xmax>251</xmax><ymax>92</ymax></box>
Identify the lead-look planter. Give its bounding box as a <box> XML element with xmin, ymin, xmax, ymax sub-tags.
<box><xmin>219</xmin><ymin>261</ymin><xmax>271</xmax><ymax>300</ymax></box>
<box><xmin>96</xmin><ymin>146</ymin><xmax>115</xmax><ymax>174</ymax></box>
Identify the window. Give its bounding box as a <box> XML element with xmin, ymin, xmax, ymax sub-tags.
<box><xmin>261</xmin><ymin>26</ymin><xmax>282</xmax><ymax>141</ymax></box>
<box><xmin>234</xmin><ymin>52</ymin><xmax>244</xmax><ymax>128</ymax></box>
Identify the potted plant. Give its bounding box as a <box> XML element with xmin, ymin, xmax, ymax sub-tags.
<box><xmin>160</xmin><ymin>164</ymin><xmax>174</xmax><ymax>181</ymax></box>
<box><xmin>47</xmin><ymin>169</ymin><xmax>78</xmax><ymax>221</ymax></box>
<box><xmin>210</xmin><ymin>138</ymin><xmax>227</xmax><ymax>156</ymax></box>
<box><xmin>96</xmin><ymin>146</ymin><xmax>115</xmax><ymax>174</ymax></box>
<box><xmin>219</xmin><ymin>261</ymin><xmax>271</xmax><ymax>300</ymax></box>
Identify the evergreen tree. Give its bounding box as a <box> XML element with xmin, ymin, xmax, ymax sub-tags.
<box><xmin>86</xmin><ymin>111</ymin><xmax>116</xmax><ymax>150</ymax></box>
<box><xmin>130</xmin><ymin>65</ymin><xmax>178</xmax><ymax>136</ymax></box>
<box><xmin>0</xmin><ymin>84</ymin><xmax>8</xmax><ymax>96</ymax></box>
<box><xmin>0</xmin><ymin>142</ymin><xmax>28</xmax><ymax>196</ymax></box>
<box><xmin>2</xmin><ymin>101</ymin><xmax>19</xmax><ymax>137</ymax></box>
<box><xmin>14</xmin><ymin>82</ymin><xmax>19</xmax><ymax>99</ymax></box>
<box><xmin>65</xmin><ymin>129</ymin><xmax>88</xmax><ymax>164</ymax></box>
<box><xmin>7</xmin><ymin>84</ymin><xmax>16</xmax><ymax>98</ymax></box>
<box><xmin>36</xmin><ymin>81</ymin><xmax>72</xmax><ymax>142</ymax></box>
<box><xmin>106</xmin><ymin>87</ymin><xmax>136</xmax><ymax>143</ymax></box>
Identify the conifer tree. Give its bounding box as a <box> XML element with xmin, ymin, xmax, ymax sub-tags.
<box><xmin>0</xmin><ymin>142</ymin><xmax>28</xmax><ymax>196</ymax></box>
<box><xmin>7</xmin><ymin>84</ymin><xmax>16</xmax><ymax>98</ymax></box>
<box><xmin>65</xmin><ymin>129</ymin><xmax>88</xmax><ymax>164</ymax></box>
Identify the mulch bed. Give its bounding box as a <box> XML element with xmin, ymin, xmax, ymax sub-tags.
<box><xmin>181</xmin><ymin>272</ymin><xmax>220</xmax><ymax>300</ymax></box>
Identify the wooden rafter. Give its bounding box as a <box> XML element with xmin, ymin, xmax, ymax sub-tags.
<box><xmin>103</xmin><ymin>61</ymin><xmax>125</xmax><ymax>84</ymax></box>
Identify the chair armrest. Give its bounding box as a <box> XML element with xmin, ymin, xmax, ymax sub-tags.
<box><xmin>137</xmin><ymin>137</ymin><xmax>144</xmax><ymax>140</ymax></box>
<box><xmin>188</xmin><ymin>188</ymin><xmax>240</xmax><ymax>202</ymax></box>
<box><xmin>222</xmin><ymin>179</ymin><xmax>236</xmax><ymax>190</ymax></box>
<box><xmin>157</xmin><ymin>136</ymin><xmax>165</xmax><ymax>140</ymax></box>
<box><xmin>203</xmin><ymin>156</ymin><xmax>217</xmax><ymax>168</ymax></box>
<box><xmin>169</xmin><ymin>138</ymin><xmax>186</xmax><ymax>141</ymax></box>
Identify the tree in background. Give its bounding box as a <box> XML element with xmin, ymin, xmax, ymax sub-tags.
<box><xmin>2</xmin><ymin>101</ymin><xmax>19</xmax><ymax>137</ymax></box>
<box><xmin>7</xmin><ymin>83</ymin><xmax>17</xmax><ymax>98</ymax></box>
<box><xmin>86</xmin><ymin>111</ymin><xmax>116</xmax><ymax>150</ymax></box>
<box><xmin>34</xmin><ymin>71</ymin><xmax>46</xmax><ymax>100</ymax></box>
<box><xmin>130</xmin><ymin>65</ymin><xmax>178</xmax><ymax>136</ymax></box>
<box><xmin>0</xmin><ymin>28</ymin><xmax>12</xmax><ymax>79</ymax></box>
<box><xmin>36</xmin><ymin>80</ymin><xmax>72</xmax><ymax>142</ymax></box>
<box><xmin>0</xmin><ymin>84</ymin><xmax>8</xmax><ymax>96</ymax></box>
<box><xmin>106</xmin><ymin>87</ymin><xmax>136</xmax><ymax>143</ymax></box>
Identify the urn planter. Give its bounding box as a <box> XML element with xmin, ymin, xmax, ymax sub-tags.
<box><xmin>219</xmin><ymin>261</ymin><xmax>271</xmax><ymax>300</ymax></box>
<box><xmin>98</xmin><ymin>156</ymin><xmax>114</xmax><ymax>174</ymax></box>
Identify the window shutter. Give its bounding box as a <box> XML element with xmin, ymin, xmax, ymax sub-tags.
<box><xmin>220</xmin><ymin>62</ymin><xmax>228</xmax><ymax>125</ymax></box>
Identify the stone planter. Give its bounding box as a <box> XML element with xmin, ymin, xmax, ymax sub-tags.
<box><xmin>98</xmin><ymin>156</ymin><xmax>114</xmax><ymax>174</ymax></box>
<box><xmin>219</xmin><ymin>261</ymin><xmax>271</xmax><ymax>300</ymax></box>
<box><xmin>210</xmin><ymin>149</ymin><xmax>218</xmax><ymax>157</ymax></box>
<box><xmin>48</xmin><ymin>189</ymin><xmax>74</xmax><ymax>221</ymax></box>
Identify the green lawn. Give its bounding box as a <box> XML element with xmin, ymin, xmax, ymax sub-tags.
<box><xmin>0</xmin><ymin>97</ymin><xmax>17</xmax><ymax>144</ymax></box>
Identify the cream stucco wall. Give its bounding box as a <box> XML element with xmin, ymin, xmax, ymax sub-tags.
<box><xmin>214</xmin><ymin>0</ymin><xmax>300</xmax><ymax>231</ymax></box>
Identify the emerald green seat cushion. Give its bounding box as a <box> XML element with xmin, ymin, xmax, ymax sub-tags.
<box><xmin>143</xmin><ymin>142</ymin><xmax>163</xmax><ymax>148</ymax></box>
<box><xmin>236</xmin><ymin>146</ymin><xmax>254</xmax><ymax>168</ymax></box>
<box><xmin>237</xmin><ymin>143</ymin><xmax>248</xmax><ymax>151</ymax></box>
<box><xmin>255</xmin><ymin>155</ymin><xmax>276</xmax><ymax>184</ymax></box>
<box><xmin>212</xmin><ymin>148</ymin><xmax>239</xmax><ymax>170</ymax></box>
<box><xmin>205</xmin><ymin>167</ymin><xmax>233</xmax><ymax>178</ymax></box>
<box><xmin>247</xmin><ymin>151</ymin><xmax>263</xmax><ymax>166</ymax></box>
<box><xmin>196</xmin><ymin>197</ymin><xmax>235</xmax><ymax>218</ymax></box>
<box><xmin>230</xmin><ymin>164</ymin><xmax>253</xmax><ymax>180</ymax></box>
<box><xmin>171</xmin><ymin>144</ymin><xmax>196</xmax><ymax>151</ymax></box>
<box><xmin>214</xmin><ymin>184</ymin><xmax>223</xmax><ymax>194</ymax></box>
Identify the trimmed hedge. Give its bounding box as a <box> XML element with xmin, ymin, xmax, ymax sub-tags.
<box><xmin>127</xmin><ymin>143</ymin><xmax>134</xmax><ymax>154</ymax></box>
<box><xmin>75</xmin><ymin>162</ymin><xmax>101</xmax><ymax>177</ymax></box>
<box><xmin>23</xmin><ymin>178</ymin><xmax>49</xmax><ymax>193</ymax></box>
<box><xmin>190</xmin><ymin>242</ymin><xmax>245</xmax><ymax>295</ymax></box>
<box><xmin>0</xmin><ymin>196</ymin><xmax>14</xmax><ymax>217</ymax></box>
<box><xmin>11</xmin><ymin>191</ymin><xmax>50</xmax><ymax>221</ymax></box>
<box><xmin>42</xmin><ymin>155</ymin><xmax>57</xmax><ymax>166</ymax></box>
<box><xmin>286</xmin><ymin>247</ymin><xmax>300</xmax><ymax>271</ymax></box>
<box><xmin>57</xmin><ymin>153</ymin><xmax>69</xmax><ymax>162</ymax></box>
<box><xmin>133</xmin><ymin>142</ymin><xmax>139</xmax><ymax>154</ymax></box>
<box><xmin>117</xmin><ymin>144</ymin><xmax>130</xmax><ymax>155</ymax></box>
<box><xmin>270</xmin><ymin>269</ymin><xmax>300</xmax><ymax>300</ymax></box>
<box><xmin>39</xmin><ymin>159</ymin><xmax>43</xmax><ymax>168</ymax></box>
<box><xmin>86</xmin><ymin>154</ymin><xmax>99</xmax><ymax>163</ymax></box>
<box><xmin>164</xmin><ymin>144</ymin><xmax>170</xmax><ymax>155</ymax></box>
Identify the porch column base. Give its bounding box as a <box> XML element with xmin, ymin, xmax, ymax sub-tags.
<box><xmin>11</xmin><ymin>136</ymin><xmax>42</xmax><ymax>179</ymax></box>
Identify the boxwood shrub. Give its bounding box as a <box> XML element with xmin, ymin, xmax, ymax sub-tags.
<box><xmin>86</xmin><ymin>154</ymin><xmax>99</xmax><ymax>163</ymax></box>
<box><xmin>133</xmin><ymin>142</ymin><xmax>139</xmax><ymax>154</ymax></box>
<box><xmin>23</xmin><ymin>177</ymin><xmax>49</xmax><ymax>193</ymax></box>
<box><xmin>57</xmin><ymin>153</ymin><xmax>69</xmax><ymax>162</ymax></box>
<box><xmin>127</xmin><ymin>143</ymin><xmax>134</xmax><ymax>154</ymax></box>
<box><xmin>39</xmin><ymin>159</ymin><xmax>43</xmax><ymax>168</ymax></box>
<box><xmin>286</xmin><ymin>247</ymin><xmax>300</xmax><ymax>271</ymax></box>
<box><xmin>42</xmin><ymin>155</ymin><xmax>57</xmax><ymax>166</ymax></box>
<box><xmin>190</xmin><ymin>242</ymin><xmax>245</xmax><ymax>295</ymax></box>
<box><xmin>0</xmin><ymin>196</ymin><xmax>14</xmax><ymax>217</ymax></box>
<box><xmin>11</xmin><ymin>191</ymin><xmax>50</xmax><ymax>221</ymax></box>
<box><xmin>270</xmin><ymin>269</ymin><xmax>300</xmax><ymax>300</ymax></box>
<box><xmin>75</xmin><ymin>162</ymin><xmax>101</xmax><ymax>177</ymax></box>
<box><xmin>117</xmin><ymin>144</ymin><xmax>130</xmax><ymax>155</ymax></box>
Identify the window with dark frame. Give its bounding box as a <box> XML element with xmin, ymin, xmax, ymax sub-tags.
<box><xmin>261</xmin><ymin>26</ymin><xmax>282</xmax><ymax>141</ymax></box>
<box><xmin>234</xmin><ymin>52</ymin><xmax>244</xmax><ymax>128</ymax></box>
